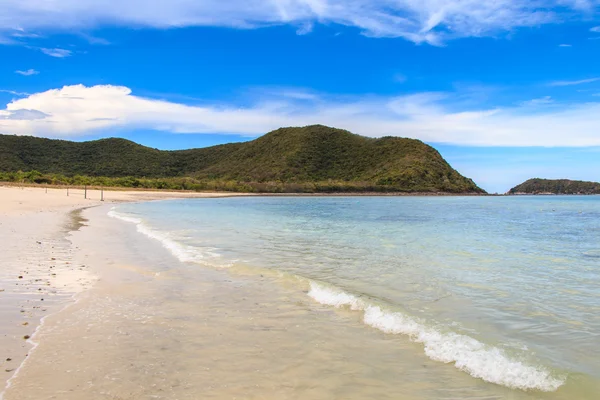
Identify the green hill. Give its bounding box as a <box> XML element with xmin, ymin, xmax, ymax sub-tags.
<box><xmin>0</xmin><ymin>125</ymin><xmax>484</xmax><ymax>193</ymax></box>
<box><xmin>508</xmin><ymin>178</ymin><xmax>600</xmax><ymax>195</ymax></box>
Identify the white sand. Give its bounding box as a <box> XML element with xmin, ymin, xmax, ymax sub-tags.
<box><xmin>0</xmin><ymin>185</ymin><xmax>248</xmax><ymax>216</ymax></box>
<box><xmin>0</xmin><ymin>185</ymin><xmax>246</xmax><ymax>395</ymax></box>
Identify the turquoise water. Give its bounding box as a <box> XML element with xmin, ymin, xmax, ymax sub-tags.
<box><xmin>110</xmin><ymin>196</ymin><xmax>600</xmax><ymax>397</ymax></box>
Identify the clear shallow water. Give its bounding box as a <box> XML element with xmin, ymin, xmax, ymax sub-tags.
<box><xmin>110</xmin><ymin>196</ymin><xmax>600</xmax><ymax>397</ymax></box>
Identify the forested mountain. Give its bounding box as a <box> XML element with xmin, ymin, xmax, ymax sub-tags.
<box><xmin>509</xmin><ymin>178</ymin><xmax>600</xmax><ymax>195</ymax></box>
<box><xmin>0</xmin><ymin>125</ymin><xmax>484</xmax><ymax>193</ymax></box>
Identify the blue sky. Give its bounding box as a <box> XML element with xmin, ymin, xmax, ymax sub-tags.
<box><xmin>2</xmin><ymin>1</ymin><xmax>600</xmax><ymax>193</ymax></box>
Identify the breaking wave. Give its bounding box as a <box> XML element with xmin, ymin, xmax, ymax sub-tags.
<box><xmin>308</xmin><ymin>282</ymin><xmax>565</xmax><ymax>392</ymax></box>
<box><xmin>108</xmin><ymin>209</ymin><xmax>222</xmax><ymax>266</ymax></box>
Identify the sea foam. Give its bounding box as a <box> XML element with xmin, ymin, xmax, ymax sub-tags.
<box><xmin>308</xmin><ymin>282</ymin><xmax>565</xmax><ymax>392</ymax></box>
<box><xmin>108</xmin><ymin>209</ymin><xmax>221</xmax><ymax>265</ymax></box>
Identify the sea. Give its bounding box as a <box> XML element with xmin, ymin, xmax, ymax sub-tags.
<box><xmin>69</xmin><ymin>196</ymin><xmax>599</xmax><ymax>399</ymax></box>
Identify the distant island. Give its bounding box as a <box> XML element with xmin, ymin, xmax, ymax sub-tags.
<box><xmin>0</xmin><ymin>125</ymin><xmax>484</xmax><ymax>194</ymax></box>
<box><xmin>508</xmin><ymin>178</ymin><xmax>600</xmax><ymax>195</ymax></box>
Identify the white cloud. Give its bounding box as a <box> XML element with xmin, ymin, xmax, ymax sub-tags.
<box><xmin>271</xmin><ymin>89</ymin><xmax>320</xmax><ymax>100</ymax></box>
<box><xmin>0</xmin><ymin>89</ymin><xmax>31</xmax><ymax>96</ymax></box>
<box><xmin>80</xmin><ymin>33</ymin><xmax>110</xmax><ymax>45</ymax></box>
<box><xmin>0</xmin><ymin>85</ymin><xmax>294</xmax><ymax>137</ymax></box>
<box><xmin>296</xmin><ymin>22</ymin><xmax>313</xmax><ymax>35</ymax></box>
<box><xmin>558</xmin><ymin>43</ymin><xmax>572</xmax><ymax>47</ymax></box>
<box><xmin>39</xmin><ymin>48</ymin><xmax>72</xmax><ymax>57</ymax></box>
<box><xmin>591</xmin><ymin>26</ymin><xmax>600</xmax><ymax>32</ymax></box>
<box><xmin>3</xmin><ymin>84</ymin><xmax>600</xmax><ymax>147</ymax></box>
<box><xmin>15</xmin><ymin>68</ymin><xmax>39</xmax><ymax>76</ymax></box>
<box><xmin>548</xmin><ymin>77</ymin><xmax>600</xmax><ymax>86</ymax></box>
<box><xmin>0</xmin><ymin>109</ymin><xmax>48</xmax><ymax>120</ymax></box>
<box><xmin>0</xmin><ymin>1</ymin><xmax>599</xmax><ymax>44</ymax></box>
<box><xmin>11</xmin><ymin>30</ymin><xmax>40</xmax><ymax>39</ymax></box>
<box><xmin>520</xmin><ymin>96</ymin><xmax>553</xmax><ymax>106</ymax></box>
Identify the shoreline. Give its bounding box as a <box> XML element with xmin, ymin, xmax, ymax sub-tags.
<box><xmin>1</xmin><ymin>182</ymin><xmax>490</xmax><ymax>197</ymax></box>
<box><xmin>3</xmin><ymin>187</ymin><xmax>598</xmax><ymax>399</ymax></box>
<box><xmin>1</xmin><ymin>191</ymin><xmax>598</xmax><ymax>399</ymax></box>
<box><xmin>0</xmin><ymin>186</ymin><xmax>248</xmax><ymax>397</ymax></box>
<box><xmin>2</xmin><ymin>202</ymin><xmax>490</xmax><ymax>400</ymax></box>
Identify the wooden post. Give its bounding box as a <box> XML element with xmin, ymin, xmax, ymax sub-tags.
<box><xmin>101</xmin><ymin>187</ymin><xmax>104</xmax><ymax>202</ymax></box>
<box><xmin>84</xmin><ymin>185</ymin><xmax>87</xmax><ymax>199</ymax></box>
<box><xmin>67</xmin><ymin>187</ymin><xmax>69</xmax><ymax>197</ymax></box>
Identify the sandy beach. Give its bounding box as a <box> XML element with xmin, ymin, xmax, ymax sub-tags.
<box><xmin>2</xmin><ymin>186</ymin><xmax>598</xmax><ymax>400</ymax></box>
<box><xmin>0</xmin><ymin>193</ymin><xmax>450</xmax><ymax>400</ymax></box>
<box><xmin>0</xmin><ymin>185</ymin><xmax>245</xmax><ymax>398</ymax></box>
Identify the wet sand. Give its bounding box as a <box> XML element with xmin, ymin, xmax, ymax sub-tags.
<box><xmin>0</xmin><ymin>186</ymin><xmax>246</xmax><ymax>397</ymax></box>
